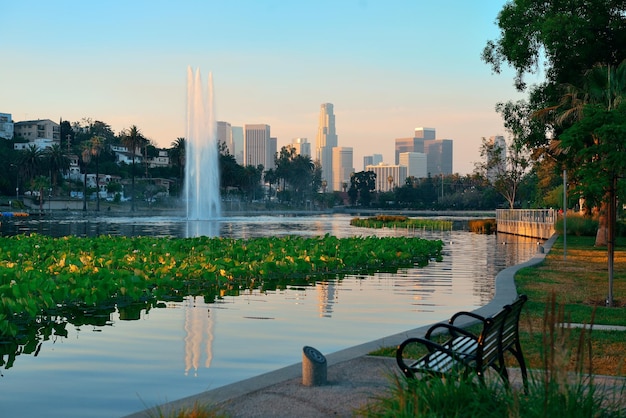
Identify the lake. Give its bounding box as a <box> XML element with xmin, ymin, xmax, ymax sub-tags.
<box><xmin>0</xmin><ymin>213</ymin><xmax>540</xmax><ymax>418</ymax></box>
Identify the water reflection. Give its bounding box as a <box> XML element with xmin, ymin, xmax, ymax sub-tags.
<box><xmin>0</xmin><ymin>214</ymin><xmax>542</xmax><ymax>418</ymax></box>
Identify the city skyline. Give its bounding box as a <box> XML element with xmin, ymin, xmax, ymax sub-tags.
<box><xmin>3</xmin><ymin>1</ymin><xmax>530</xmax><ymax>175</ymax></box>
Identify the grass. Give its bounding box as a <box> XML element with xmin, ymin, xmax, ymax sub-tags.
<box><xmin>364</xmin><ymin>233</ymin><xmax>626</xmax><ymax>417</ymax></box>
<box><xmin>515</xmin><ymin>235</ymin><xmax>626</xmax><ymax>376</ymax></box>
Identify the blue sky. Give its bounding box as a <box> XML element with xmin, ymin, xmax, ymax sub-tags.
<box><xmin>3</xmin><ymin>0</ymin><xmax>534</xmax><ymax>174</ymax></box>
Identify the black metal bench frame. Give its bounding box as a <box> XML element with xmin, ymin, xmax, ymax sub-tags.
<box><xmin>396</xmin><ymin>294</ymin><xmax>528</xmax><ymax>390</ymax></box>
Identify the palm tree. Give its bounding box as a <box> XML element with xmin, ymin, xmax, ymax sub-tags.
<box><xmin>170</xmin><ymin>137</ymin><xmax>186</xmax><ymax>183</ymax></box>
<box><xmin>121</xmin><ymin>125</ymin><xmax>145</xmax><ymax>211</ymax></box>
<box><xmin>538</xmin><ymin>60</ymin><xmax>626</xmax><ymax>307</ymax></box>
<box><xmin>19</xmin><ymin>145</ymin><xmax>44</xmax><ymax>187</ymax></box>
<box><xmin>81</xmin><ymin>146</ymin><xmax>91</xmax><ymax>212</ymax></box>
<box><xmin>89</xmin><ymin>136</ymin><xmax>103</xmax><ymax>211</ymax></box>
<box><xmin>45</xmin><ymin>144</ymin><xmax>70</xmax><ymax>194</ymax></box>
<box><xmin>30</xmin><ymin>175</ymin><xmax>50</xmax><ymax>215</ymax></box>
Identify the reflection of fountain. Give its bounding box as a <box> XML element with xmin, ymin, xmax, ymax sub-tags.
<box><xmin>183</xmin><ymin>296</ymin><xmax>214</xmax><ymax>377</ymax></box>
<box><xmin>316</xmin><ymin>281</ymin><xmax>337</xmax><ymax>318</ymax></box>
<box><xmin>185</xmin><ymin>67</ymin><xmax>221</xmax><ymax>237</ymax></box>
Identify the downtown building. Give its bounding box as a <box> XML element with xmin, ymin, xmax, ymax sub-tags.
<box><xmin>291</xmin><ymin>137</ymin><xmax>311</xmax><ymax>157</ymax></box>
<box><xmin>487</xmin><ymin>135</ymin><xmax>507</xmax><ymax>182</ymax></box>
<box><xmin>394</xmin><ymin>127</ymin><xmax>453</xmax><ymax>176</ymax></box>
<box><xmin>365</xmin><ymin>163</ymin><xmax>407</xmax><ymax>192</ymax></box>
<box><xmin>315</xmin><ymin>103</ymin><xmax>338</xmax><ymax>187</ymax></box>
<box><xmin>244</xmin><ymin>124</ymin><xmax>275</xmax><ymax>170</ymax></box>
<box><xmin>332</xmin><ymin>147</ymin><xmax>354</xmax><ymax>192</ymax></box>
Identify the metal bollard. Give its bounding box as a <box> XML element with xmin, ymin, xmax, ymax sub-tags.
<box><xmin>302</xmin><ymin>346</ymin><xmax>327</xmax><ymax>386</ymax></box>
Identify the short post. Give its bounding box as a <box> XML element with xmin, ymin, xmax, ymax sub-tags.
<box><xmin>302</xmin><ymin>346</ymin><xmax>327</xmax><ymax>386</ymax></box>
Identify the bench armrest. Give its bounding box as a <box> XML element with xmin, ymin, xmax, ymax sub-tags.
<box><xmin>449</xmin><ymin>311</ymin><xmax>486</xmax><ymax>326</ymax></box>
<box><xmin>424</xmin><ymin>322</ymin><xmax>477</xmax><ymax>341</ymax></box>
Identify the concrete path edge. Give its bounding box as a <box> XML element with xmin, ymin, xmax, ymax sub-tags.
<box><xmin>123</xmin><ymin>233</ymin><xmax>559</xmax><ymax>417</ymax></box>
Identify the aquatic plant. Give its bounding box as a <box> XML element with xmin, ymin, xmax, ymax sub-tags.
<box><xmin>350</xmin><ymin>215</ymin><xmax>452</xmax><ymax>230</ymax></box>
<box><xmin>0</xmin><ymin>234</ymin><xmax>443</xmax><ymax>338</ymax></box>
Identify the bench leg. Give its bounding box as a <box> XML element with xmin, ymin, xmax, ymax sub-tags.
<box><xmin>508</xmin><ymin>342</ymin><xmax>529</xmax><ymax>394</ymax></box>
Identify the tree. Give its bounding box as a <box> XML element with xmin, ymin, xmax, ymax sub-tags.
<box><xmin>89</xmin><ymin>136</ymin><xmax>104</xmax><ymax>211</ymax></box>
<box><xmin>18</xmin><ymin>145</ymin><xmax>45</xmax><ymax>187</ymax></box>
<box><xmin>81</xmin><ymin>146</ymin><xmax>91</xmax><ymax>212</ymax></box>
<box><xmin>484</xmin><ymin>1</ymin><xmax>626</xmax><ymax>306</ymax></box>
<box><xmin>45</xmin><ymin>144</ymin><xmax>70</xmax><ymax>194</ymax></box>
<box><xmin>483</xmin><ymin>0</ymin><xmax>626</xmax><ymax>92</ymax></box>
<box><xmin>121</xmin><ymin>125</ymin><xmax>145</xmax><ymax>211</ymax></box>
<box><xmin>170</xmin><ymin>137</ymin><xmax>186</xmax><ymax>182</ymax></box>
<box><xmin>30</xmin><ymin>175</ymin><xmax>50</xmax><ymax>214</ymax></box>
<box><xmin>274</xmin><ymin>146</ymin><xmax>317</xmax><ymax>206</ymax></box>
<box><xmin>348</xmin><ymin>171</ymin><xmax>376</xmax><ymax>207</ymax></box>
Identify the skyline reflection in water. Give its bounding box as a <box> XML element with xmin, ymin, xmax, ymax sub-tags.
<box><xmin>0</xmin><ymin>214</ymin><xmax>542</xmax><ymax>418</ymax></box>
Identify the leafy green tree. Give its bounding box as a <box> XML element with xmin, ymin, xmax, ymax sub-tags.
<box><xmin>45</xmin><ymin>144</ymin><xmax>70</xmax><ymax>194</ymax></box>
<box><xmin>476</xmin><ymin>134</ymin><xmax>530</xmax><ymax>209</ymax></box>
<box><xmin>348</xmin><ymin>171</ymin><xmax>376</xmax><ymax>207</ymax></box>
<box><xmin>484</xmin><ymin>1</ymin><xmax>626</xmax><ymax>306</ymax></box>
<box><xmin>274</xmin><ymin>146</ymin><xmax>317</xmax><ymax>206</ymax></box>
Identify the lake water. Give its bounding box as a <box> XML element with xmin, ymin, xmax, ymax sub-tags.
<box><xmin>0</xmin><ymin>214</ymin><xmax>540</xmax><ymax>418</ymax></box>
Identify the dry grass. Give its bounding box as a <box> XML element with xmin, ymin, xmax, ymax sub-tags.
<box><xmin>515</xmin><ymin>236</ymin><xmax>626</xmax><ymax>376</ymax></box>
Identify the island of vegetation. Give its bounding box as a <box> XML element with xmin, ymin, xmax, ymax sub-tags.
<box><xmin>0</xmin><ymin>234</ymin><xmax>443</xmax><ymax>339</ymax></box>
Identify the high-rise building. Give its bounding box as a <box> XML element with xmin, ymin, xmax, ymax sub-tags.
<box><xmin>395</xmin><ymin>127</ymin><xmax>454</xmax><ymax>175</ymax></box>
<box><xmin>231</xmin><ymin>126</ymin><xmax>244</xmax><ymax>165</ymax></box>
<box><xmin>0</xmin><ymin>113</ymin><xmax>13</xmax><ymax>140</ymax></box>
<box><xmin>267</xmin><ymin>137</ymin><xmax>277</xmax><ymax>170</ymax></box>
<box><xmin>363</xmin><ymin>153</ymin><xmax>383</xmax><ymax>171</ymax></box>
<box><xmin>244</xmin><ymin>124</ymin><xmax>271</xmax><ymax>169</ymax></box>
<box><xmin>394</xmin><ymin>137</ymin><xmax>425</xmax><ymax>164</ymax></box>
<box><xmin>399</xmin><ymin>152</ymin><xmax>427</xmax><ymax>179</ymax></box>
<box><xmin>365</xmin><ymin>163</ymin><xmax>407</xmax><ymax>192</ymax></box>
<box><xmin>315</xmin><ymin>103</ymin><xmax>338</xmax><ymax>186</ymax></box>
<box><xmin>332</xmin><ymin>147</ymin><xmax>353</xmax><ymax>192</ymax></box>
<box><xmin>217</xmin><ymin>121</ymin><xmax>233</xmax><ymax>155</ymax></box>
<box><xmin>292</xmin><ymin>138</ymin><xmax>311</xmax><ymax>157</ymax></box>
<box><xmin>487</xmin><ymin>135</ymin><xmax>507</xmax><ymax>181</ymax></box>
<box><xmin>424</xmin><ymin>139</ymin><xmax>453</xmax><ymax>175</ymax></box>
<box><xmin>415</xmin><ymin>127</ymin><xmax>436</xmax><ymax>140</ymax></box>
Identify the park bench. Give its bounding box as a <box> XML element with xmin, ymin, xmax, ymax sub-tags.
<box><xmin>396</xmin><ymin>294</ymin><xmax>528</xmax><ymax>390</ymax></box>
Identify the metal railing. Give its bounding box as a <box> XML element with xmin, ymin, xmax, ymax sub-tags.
<box><xmin>496</xmin><ymin>209</ymin><xmax>556</xmax><ymax>239</ymax></box>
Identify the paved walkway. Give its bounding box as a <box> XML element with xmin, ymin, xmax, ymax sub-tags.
<box><xmin>124</xmin><ymin>235</ymin><xmax>563</xmax><ymax>418</ymax></box>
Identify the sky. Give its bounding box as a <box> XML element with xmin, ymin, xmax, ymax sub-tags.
<box><xmin>2</xmin><ymin>0</ymin><xmax>535</xmax><ymax>175</ymax></box>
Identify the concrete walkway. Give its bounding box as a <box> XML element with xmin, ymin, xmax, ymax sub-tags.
<box><xmin>124</xmin><ymin>235</ymin><xmax>560</xmax><ymax>418</ymax></box>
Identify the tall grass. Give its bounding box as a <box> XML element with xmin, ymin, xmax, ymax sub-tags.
<box><xmin>361</xmin><ymin>293</ymin><xmax>626</xmax><ymax>417</ymax></box>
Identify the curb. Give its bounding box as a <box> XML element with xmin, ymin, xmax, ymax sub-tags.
<box><xmin>123</xmin><ymin>233</ymin><xmax>560</xmax><ymax>417</ymax></box>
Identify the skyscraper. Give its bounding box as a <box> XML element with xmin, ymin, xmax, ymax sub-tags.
<box><xmin>424</xmin><ymin>139</ymin><xmax>453</xmax><ymax>175</ymax></box>
<box><xmin>363</xmin><ymin>153</ymin><xmax>383</xmax><ymax>171</ymax></box>
<box><xmin>316</xmin><ymin>103</ymin><xmax>338</xmax><ymax>186</ymax></box>
<box><xmin>487</xmin><ymin>135</ymin><xmax>507</xmax><ymax>181</ymax></box>
<box><xmin>244</xmin><ymin>124</ymin><xmax>271</xmax><ymax>169</ymax></box>
<box><xmin>217</xmin><ymin>121</ymin><xmax>233</xmax><ymax>155</ymax></box>
<box><xmin>399</xmin><ymin>152</ymin><xmax>427</xmax><ymax>178</ymax></box>
<box><xmin>332</xmin><ymin>146</ymin><xmax>353</xmax><ymax>191</ymax></box>
<box><xmin>292</xmin><ymin>138</ymin><xmax>311</xmax><ymax>157</ymax></box>
<box><xmin>231</xmin><ymin>126</ymin><xmax>244</xmax><ymax>165</ymax></box>
<box><xmin>394</xmin><ymin>137</ymin><xmax>425</xmax><ymax>164</ymax></box>
<box><xmin>394</xmin><ymin>127</ymin><xmax>454</xmax><ymax>175</ymax></box>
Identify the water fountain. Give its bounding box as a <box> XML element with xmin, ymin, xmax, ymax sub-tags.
<box><xmin>185</xmin><ymin>67</ymin><xmax>222</xmax><ymax>236</ymax></box>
